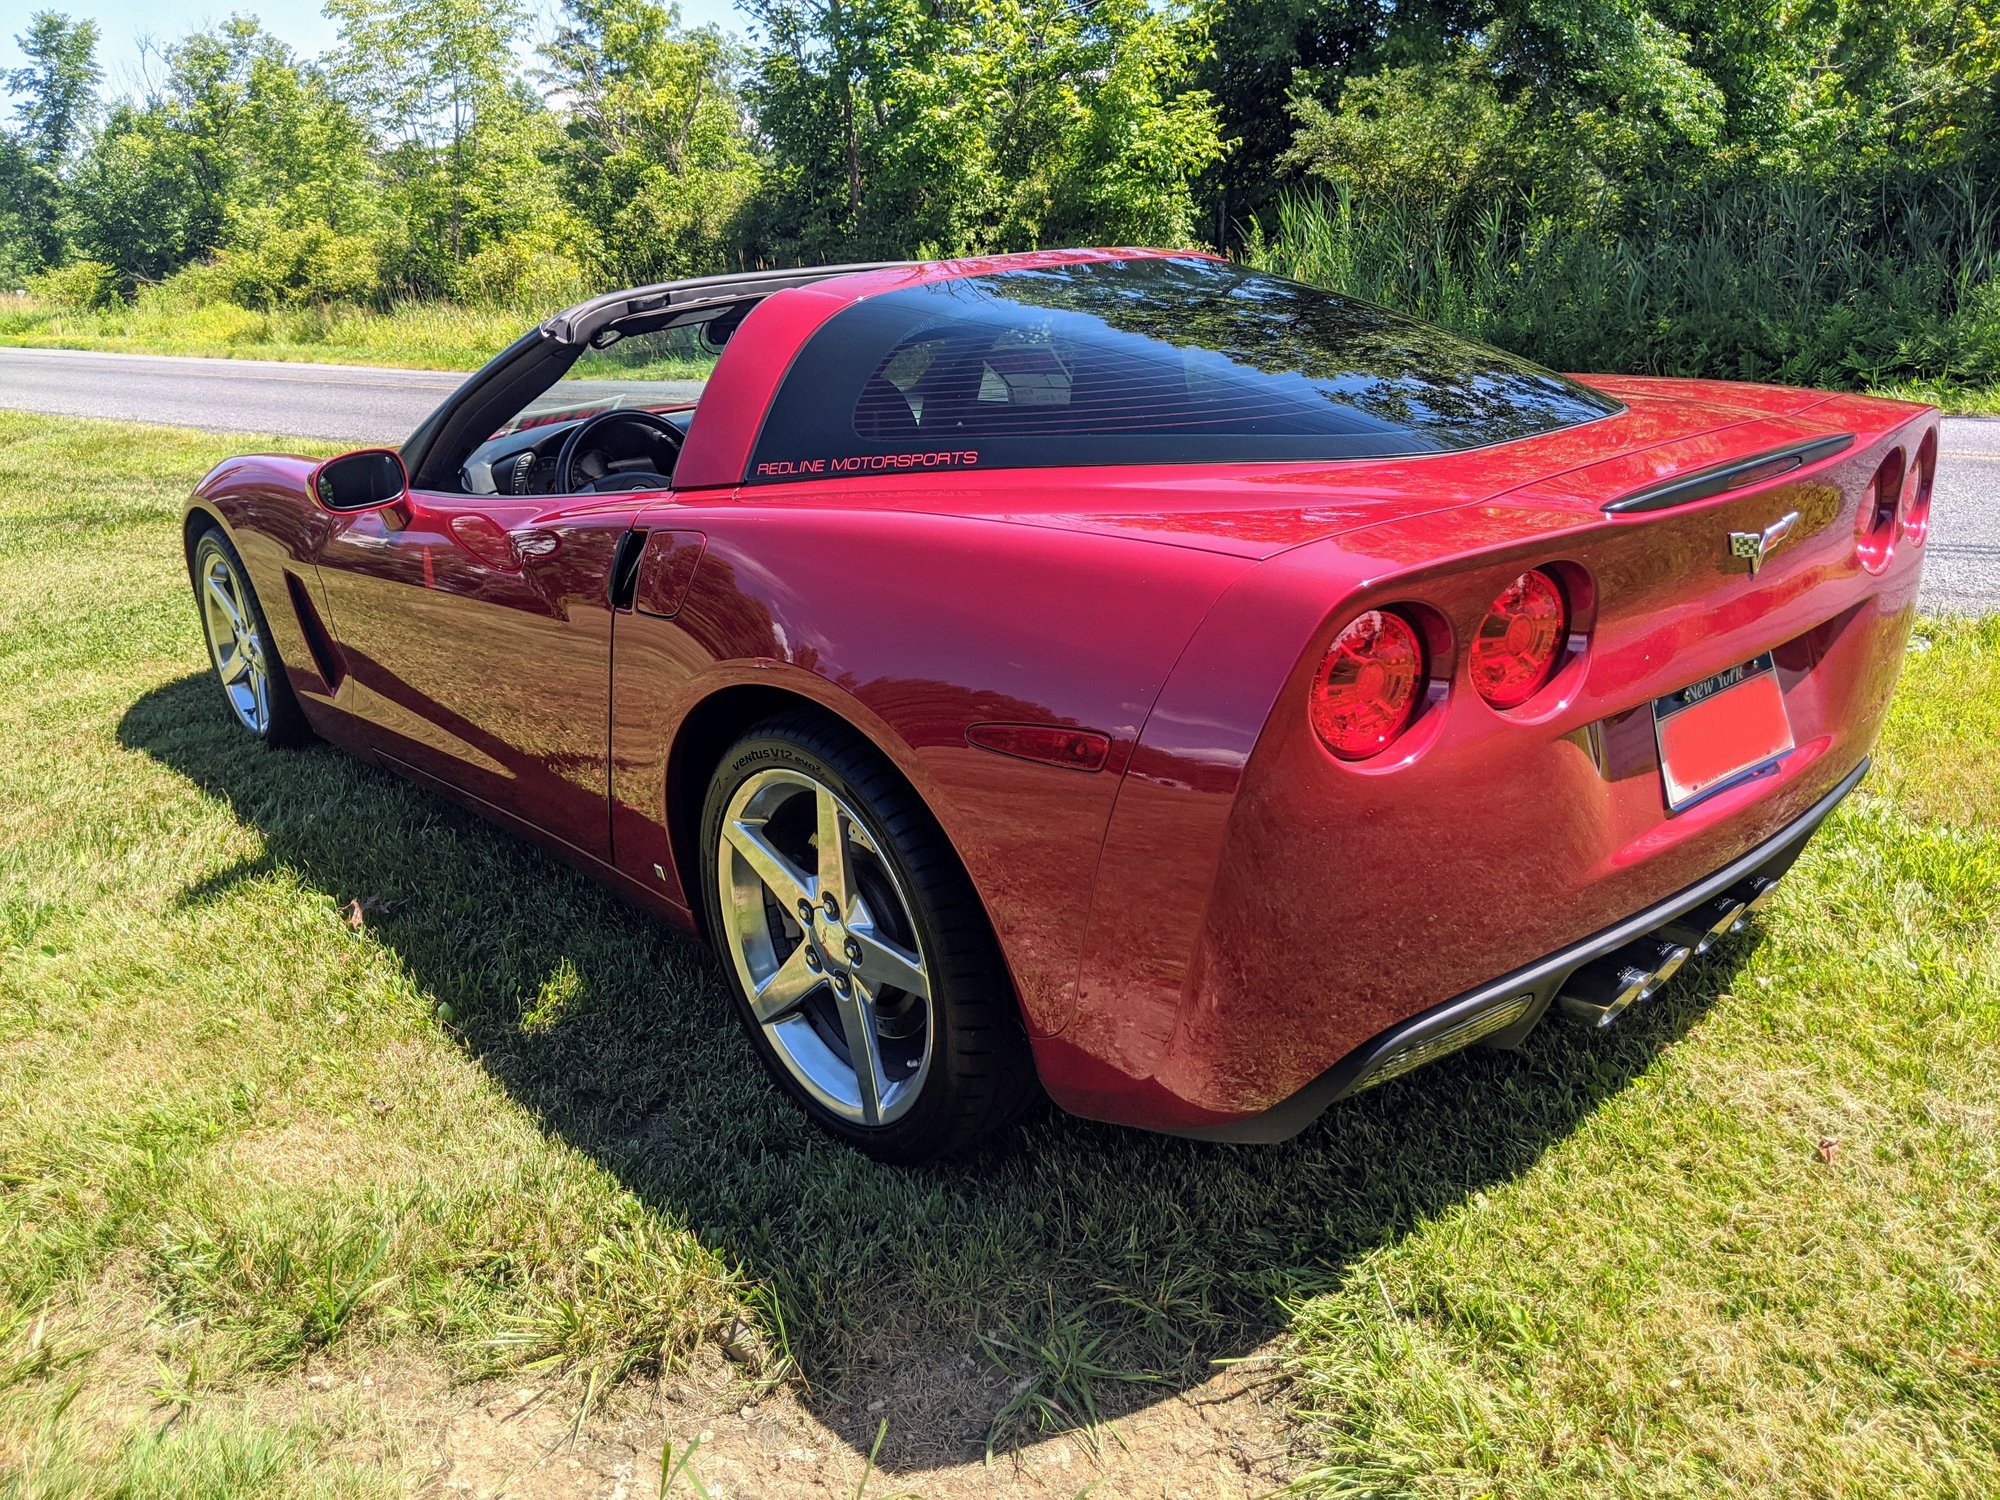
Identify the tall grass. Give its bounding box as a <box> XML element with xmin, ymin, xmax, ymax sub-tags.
<box><xmin>1246</xmin><ymin>173</ymin><xmax>2000</xmax><ymax>399</ymax></box>
<box><xmin>0</xmin><ymin>288</ymin><xmax>537</xmax><ymax>371</ymax></box>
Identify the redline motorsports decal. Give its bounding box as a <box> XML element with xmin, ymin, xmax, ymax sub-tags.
<box><xmin>755</xmin><ymin>450</ymin><xmax>980</xmax><ymax>478</ymax></box>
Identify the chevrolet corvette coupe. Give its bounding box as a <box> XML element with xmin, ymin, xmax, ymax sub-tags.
<box><xmin>184</xmin><ymin>249</ymin><xmax>1937</xmax><ymax>1160</ymax></box>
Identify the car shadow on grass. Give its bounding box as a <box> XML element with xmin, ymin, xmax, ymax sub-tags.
<box><xmin>120</xmin><ymin>672</ymin><xmax>1753</xmax><ymax>1474</ymax></box>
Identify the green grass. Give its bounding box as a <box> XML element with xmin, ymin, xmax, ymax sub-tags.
<box><xmin>0</xmin><ymin>411</ymin><xmax>1995</xmax><ymax>1495</ymax></box>
<box><xmin>1871</xmin><ymin>380</ymin><xmax>2000</xmax><ymax>417</ymax></box>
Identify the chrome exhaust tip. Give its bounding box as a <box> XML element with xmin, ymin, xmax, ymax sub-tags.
<box><xmin>1729</xmin><ymin>875</ymin><xmax>1781</xmax><ymax>914</ymax></box>
<box><xmin>1624</xmin><ymin>937</ymin><xmax>1693</xmax><ymax>1001</ymax></box>
<box><xmin>1557</xmin><ymin>937</ymin><xmax>1693</xmax><ymax>1027</ymax></box>
<box><xmin>1662</xmin><ymin>894</ymin><xmax>1751</xmax><ymax>954</ymax></box>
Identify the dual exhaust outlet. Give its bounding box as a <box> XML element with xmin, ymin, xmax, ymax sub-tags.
<box><xmin>1557</xmin><ymin>876</ymin><xmax>1779</xmax><ymax>1028</ymax></box>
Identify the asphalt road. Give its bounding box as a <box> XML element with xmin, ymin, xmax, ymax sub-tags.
<box><xmin>0</xmin><ymin>346</ymin><xmax>468</xmax><ymax>444</ymax></box>
<box><xmin>0</xmin><ymin>346</ymin><xmax>1993</xmax><ymax>611</ymax></box>
<box><xmin>1925</xmin><ymin>414</ymin><xmax>2000</xmax><ymax>615</ymax></box>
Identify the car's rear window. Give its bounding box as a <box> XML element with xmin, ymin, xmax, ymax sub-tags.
<box><xmin>745</xmin><ymin>256</ymin><xmax>1620</xmax><ymax>483</ymax></box>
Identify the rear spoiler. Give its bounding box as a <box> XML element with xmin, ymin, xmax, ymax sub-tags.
<box><xmin>1603</xmin><ymin>433</ymin><xmax>1854</xmax><ymax>514</ymax></box>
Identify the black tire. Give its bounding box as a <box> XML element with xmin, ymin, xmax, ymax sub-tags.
<box><xmin>698</xmin><ymin>710</ymin><xmax>1039</xmax><ymax>1161</ymax></box>
<box><xmin>189</xmin><ymin>524</ymin><xmax>312</xmax><ymax>749</ymax></box>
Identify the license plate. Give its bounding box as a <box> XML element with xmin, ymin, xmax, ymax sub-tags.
<box><xmin>1652</xmin><ymin>654</ymin><xmax>1794</xmax><ymax>811</ymax></box>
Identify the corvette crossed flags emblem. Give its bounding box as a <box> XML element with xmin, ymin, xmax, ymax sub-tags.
<box><xmin>1728</xmin><ymin>510</ymin><xmax>1801</xmax><ymax>576</ymax></box>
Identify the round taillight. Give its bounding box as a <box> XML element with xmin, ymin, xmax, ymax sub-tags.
<box><xmin>1311</xmin><ymin>610</ymin><xmax>1425</xmax><ymax>760</ymax></box>
<box><xmin>1857</xmin><ymin>449</ymin><xmax>1904</xmax><ymax>573</ymax></box>
<box><xmin>1470</xmin><ymin>569</ymin><xmax>1568</xmax><ymax>709</ymax></box>
<box><xmin>1903</xmin><ymin>432</ymin><xmax>1936</xmax><ymax>546</ymax></box>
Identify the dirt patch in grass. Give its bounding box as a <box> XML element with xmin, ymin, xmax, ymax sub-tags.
<box><xmin>219</xmin><ymin>1340</ymin><xmax>1298</xmax><ymax>1499</ymax></box>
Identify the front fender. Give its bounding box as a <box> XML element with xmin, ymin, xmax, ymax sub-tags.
<box><xmin>185</xmin><ymin>455</ymin><xmax>342</xmax><ymax>706</ymax></box>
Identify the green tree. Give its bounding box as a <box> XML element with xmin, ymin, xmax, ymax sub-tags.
<box><xmin>64</xmin><ymin>21</ymin><xmax>379</xmax><ymax>290</ymax></box>
<box><xmin>2</xmin><ymin>10</ymin><xmax>101</xmax><ymax>269</ymax></box>
<box><xmin>543</xmin><ymin>0</ymin><xmax>762</xmax><ymax>283</ymax></box>
<box><xmin>1281</xmin><ymin>53</ymin><xmax>1551</xmax><ymax>220</ymax></box>
<box><xmin>1194</xmin><ymin>0</ymin><xmax>1401</xmax><ymax>235</ymax></box>
<box><xmin>1254</xmin><ymin>0</ymin><xmax>2000</xmax><ymax>236</ymax></box>
<box><xmin>327</xmin><ymin>0</ymin><xmax>578</xmax><ymax>294</ymax></box>
<box><xmin>743</xmin><ymin>0</ymin><xmax>1225</xmax><ymax>260</ymax></box>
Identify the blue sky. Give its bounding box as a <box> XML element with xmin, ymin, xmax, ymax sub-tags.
<box><xmin>2</xmin><ymin>1</ymin><xmax>752</xmax><ymax>97</ymax></box>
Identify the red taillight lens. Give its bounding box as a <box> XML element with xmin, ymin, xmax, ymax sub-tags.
<box><xmin>1312</xmin><ymin>610</ymin><xmax>1425</xmax><ymax>760</ymax></box>
<box><xmin>1471</xmin><ymin>569</ymin><xmax>1568</xmax><ymax>709</ymax></box>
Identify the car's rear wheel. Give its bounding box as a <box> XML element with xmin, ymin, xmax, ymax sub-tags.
<box><xmin>698</xmin><ymin>712</ymin><xmax>1038</xmax><ymax>1161</ymax></box>
<box><xmin>191</xmin><ymin>526</ymin><xmax>309</xmax><ymax>747</ymax></box>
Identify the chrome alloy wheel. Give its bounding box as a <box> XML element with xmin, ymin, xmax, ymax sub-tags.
<box><xmin>196</xmin><ymin>538</ymin><xmax>273</xmax><ymax>735</ymax></box>
<box><xmin>716</xmin><ymin>767</ymin><xmax>934</xmax><ymax>1127</ymax></box>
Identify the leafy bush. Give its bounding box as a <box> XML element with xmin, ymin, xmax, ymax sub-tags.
<box><xmin>23</xmin><ymin>260</ymin><xmax>122</xmax><ymax>310</ymax></box>
<box><xmin>454</xmin><ymin>234</ymin><xmax>588</xmax><ymax>310</ymax></box>
<box><xmin>208</xmin><ymin>219</ymin><xmax>384</xmax><ymax>309</ymax></box>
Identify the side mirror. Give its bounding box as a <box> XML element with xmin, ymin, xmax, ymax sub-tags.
<box><xmin>312</xmin><ymin>448</ymin><xmax>414</xmax><ymax>528</ymax></box>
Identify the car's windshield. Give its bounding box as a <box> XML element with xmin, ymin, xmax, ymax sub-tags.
<box><xmin>494</xmin><ymin>320</ymin><xmax>721</xmax><ymax>438</ymax></box>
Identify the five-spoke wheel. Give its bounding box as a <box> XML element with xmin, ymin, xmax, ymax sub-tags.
<box><xmin>700</xmin><ymin>713</ymin><xmax>1037</xmax><ymax>1159</ymax></box>
<box><xmin>190</xmin><ymin>527</ymin><xmax>308</xmax><ymax>746</ymax></box>
<box><xmin>717</xmin><ymin>766</ymin><xmax>934</xmax><ymax>1127</ymax></box>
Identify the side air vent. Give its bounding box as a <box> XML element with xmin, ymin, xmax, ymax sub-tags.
<box><xmin>284</xmin><ymin>571</ymin><xmax>345</xmax><ymax>692</ymax></box>
<box><xmin>1603</xmin><ymin>433</ymin><xmax>1854</xmax><ymax>515</ymax></box>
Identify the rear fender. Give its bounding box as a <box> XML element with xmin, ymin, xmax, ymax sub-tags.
<box><xmin>611</xmin><ymin>505</ymin><xmax>1252</xmax><ymax>1038</ymax></box>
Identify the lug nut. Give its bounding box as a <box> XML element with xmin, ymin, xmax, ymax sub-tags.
<box><xmin>844</xmin><ymin>937</ymin><xmax>863</xmax><ymax>966</ymax></box>
<box><xmin>822</xmin><ymin>893</ymin><xmax>841</xmax><ymax>922</ymax></box>
<box><xmin>831</xmin><ymin>970</ymin><xmax>853</xmax><ymax>995</ymax></box>
<box><xmin>804</xmin><ymin>947</ymin><xmax>822</xmax><ymax>972</ymax></box>
<box><xmin>797</xmin><ymin>898</ymin><xmax>815</xmax><ymax>924</ymax></box>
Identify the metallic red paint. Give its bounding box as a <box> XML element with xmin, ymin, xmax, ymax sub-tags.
<box><xmin>183</xmin><ymin>248</ymin><xmax>1937</xmax><ymax>1140</ymax></box>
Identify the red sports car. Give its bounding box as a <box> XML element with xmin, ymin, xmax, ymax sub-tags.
<box><xmin>185</xmin><ymin>249</ymin><xmax>1936</xmax><ymax>1160</ymax></box>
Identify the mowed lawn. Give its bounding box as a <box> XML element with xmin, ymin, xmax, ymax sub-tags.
<box><xmin>0</xmin><ymin>410</ymin><xmax>1995</xmax><ymax>1498</ymax></box>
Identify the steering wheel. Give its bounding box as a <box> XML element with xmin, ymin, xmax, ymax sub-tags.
<box><xmin>554</xmin><ymin>409</ymin><xmax>684</xmax><ymax>495</ymax></box>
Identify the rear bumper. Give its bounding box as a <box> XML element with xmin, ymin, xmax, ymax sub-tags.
<box><xmin>1171</xmin><ymin>755</ymin><xmax>1867</xmax><ymax>1142</ymax></box>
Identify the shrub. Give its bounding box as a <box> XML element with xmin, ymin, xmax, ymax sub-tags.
<box><xmin>455</xmin><ymin>235</ymin><xmax>588</xmax><ymax>309</ymax></box>
<box><xmin>1246</xmin><ymin>172</ymin><xmax>2000</xmax><ymax>391</ymax></box>
<box><xmin>24</xmin><ymin>260</ymin><xmax>122</xmax><ymax>310</ymax></box>
<box><xmin>209</xmin><ymin>219</ymin><xmax>384</xmax><ymax>308</ymax></box>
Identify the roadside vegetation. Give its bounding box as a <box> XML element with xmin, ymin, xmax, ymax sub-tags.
<box><xmin>0</xmin><ymin>411</ymin><xmax>1995</xmax><ymax>1495</ymax></box>
<box><xmin>2</xmin><ymin>1</ymin><xmax>1998</xmax><ymax>402</ymax></box>
<box><xmin>0</xmin><ymin>290</ymin><xmax>527</xmax><ymax>371</ymax></box>
<box><xmin>1246</xmin><ymin>180</ymin><xmax>2000</xmax><ymax>416</ymax></box>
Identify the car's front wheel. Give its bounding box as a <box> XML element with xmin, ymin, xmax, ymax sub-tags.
<box><xmin>190</xmin><ymin>526</ymin><xmax>309</xmax><ymax>747</ymax></box>
<box><xmin>698</xmin><ymin>712</ymin><xmax>1037</xmax><ymax>1161</ymax></box>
